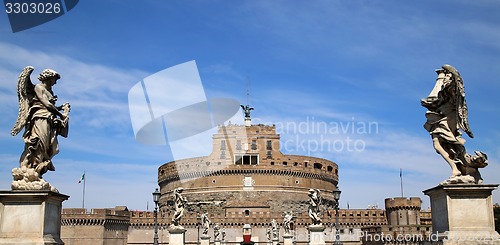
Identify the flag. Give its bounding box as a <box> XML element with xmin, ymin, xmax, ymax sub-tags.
<box><xmin>78</xmin><ymin>172</ymin><xmax>85</xmax><ymax>183</ymax></box>
<box><xmin>347</xmin><ymin>202</ymin><xmax>350</xmax><ymax>210</ymax></box>
<box><xmin>400</xmin><ymin>168</ymin><xmax>402</xmax><ymax>178</ymax></box>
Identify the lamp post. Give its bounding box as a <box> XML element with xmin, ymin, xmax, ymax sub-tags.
<box><xmin>197</xmin><ymin>214</ymin><xmax>202</xmax><ymax>245</ymax></box>
<box><xmin>153</xmin><ymin>188</ymin><xmax>161</xmax><ymax>245</ymax></box>
<box><xmin>332</xmin><ymin>188</ymin><xmax>342</xmax><ymax>245</ymax></box>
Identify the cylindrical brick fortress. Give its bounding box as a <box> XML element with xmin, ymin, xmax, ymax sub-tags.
<box><xmin>158</xmin><ymin>124</ymin><xmax>339</xmax><ymax>216</ymax></box>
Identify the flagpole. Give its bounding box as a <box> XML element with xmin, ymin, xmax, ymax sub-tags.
<box><xmin>82</xmin><ymin>171</ymin><xmax>86</xmax><ymax>209</ymax></box>
<box><xmin>400</xmin><ymin>168</ymin><xmax>404</xmax><ymax>197</ymax></box>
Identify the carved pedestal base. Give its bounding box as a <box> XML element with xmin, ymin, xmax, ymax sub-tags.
<box><xmin>168</xmin><ymin>226</ymin><xmax>186</xmax><ymax>245</ymax></box>
<box><xmin>424</xmin><ymin>184</ymin><xmax>500</xmax><ymax>244</ymax></box>
<box><xmin>0</xmin><ymin>190</ymin><xmax>69</xmax><ymax>245</ymax></box>
<box><xmin>272</xmin><ymin>238</ymin><xmax>279</xmax><ymax>245</ymax></box>
<box><xmin>283</xmin><ymin>234</ymin><xmax>294</xmax><ymax>245</ymax></box>
<box><xmin>201</xmin><ymin>235</ymin><xmax>211</xmax><ymax>245</ymax></box>
<box><xmin>308</xmin><ymin>225</ymin><xmax>326</xmax><ymax>245</ymax></box>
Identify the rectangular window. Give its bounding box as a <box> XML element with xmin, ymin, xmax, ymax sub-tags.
<box><xmin>220</xmin><ymin>140</ymin><xmax>226</xmax><ymax>150</ymax></box>
<box><xmin>266</xmin><ymin>140</ymin><xmax>272</xmax><ymax>150</ymax></box>
<box><xmin>251</xmin><ymin>140</ymin><xmax>257</xmax><ymax>150</ymax></box>
<box><xmin>235</xmin><ymin>155</ymin><xmax>242</xmax><ymax>165</ymax></box>
<box><xmin>220</xmin><ymin>150</ymin><xmax>226</xmax><ymax>159</ymax></box>
<box><xmin>267</xmin><ymin>150</ymin><xmax>272</xmax><ymax>159</ymax></box>
<box><xmin>250</xmin><ymin>155</ymin><xmax>258</xmax><ymax>165</ymax></box>
<box><xmin>236</xmin><ymin>140</ymin><xmax>242</xmax><ymax>150</ymax></box>
<box><xmin>243</xmin><ymin>155</ymin><xmax>250</xmax><ymax>165</ymax></box>
<box><xmin>234</xmin><ymin>154</ymin><xmax>259</xmax><ymax>165</ymax></box>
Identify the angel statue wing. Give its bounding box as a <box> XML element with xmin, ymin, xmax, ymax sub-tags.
<box><xmin>442</xmin><ymin>64</ymin><xmax>474</xmax><ymax>138</ymax></box>
<box><xmin>11</xmin><ymin>66</ymin><xmax>35</xmax><ymax>136</ymax></box>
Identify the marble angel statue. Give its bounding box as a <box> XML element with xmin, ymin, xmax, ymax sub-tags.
<box><xmin>11</xmin><ymin>66</ymin><xmax>70</xmax><ymax>191</ymax></box>
<box><xmin>308</xmin><ymin>188</ymin><xmax>322</xmax><ymax>225</ymax></box>
<box><xmin>421</xmin><ymin>64</ymin><xmax>488</xmax><ymax>184</ymax></box>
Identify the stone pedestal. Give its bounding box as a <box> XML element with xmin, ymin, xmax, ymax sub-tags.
<box><xmin>308</xmin><ymin>225</ymin><xmax>325</xmax><ymax>245</ymax></box>
<box><xmin>214</xmin><ymin>240</ymin><xmax>221</xmax><ymax>245</ymax></box>
<box><xmin>0</xmin><ymin>190</ymin><xmax>69</xmax><ymax>245</ymax></box>
<box><xmin>201</xmin><ymin>235</ymin><xmax>211</xmax><ymax>245</ymax></box>
<box><xmin>424</xmin><ymin>184</ymin><xmax>500</xmax><ymax>244</ymax></box>
<box><xmin>272</xmin><ymin>238</ymin><xmax>279</xmax><ymax>245</ymax></box>
<box><xmin>283</xmin><ymin>234</ymin><xmax>294</xmax><ymax>245</ymax></box>
<box><xmin>168</xmin><ymin>226</ymin><xmax>187</xmax><ymax>245</ymax></box>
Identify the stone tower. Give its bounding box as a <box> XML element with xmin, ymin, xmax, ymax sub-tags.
<box><xmin>384</xmin><ymin>197</ymin><xmax>421</xmax><ymax>226</ymax></box>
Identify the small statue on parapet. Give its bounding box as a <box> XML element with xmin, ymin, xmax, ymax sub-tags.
<box><xmin>11</xmin><ymin>66</ymin><xmax>71</xmax><ymax>192</ymax></box>
<box><xmin>421</xmin><ymin>64</ymin><xmax>488</xmax><ymax>185</ymax></box>
<box><xmin>201</xmin><ymin>212</ymin><xmax>211</xmax><ymax>237</ymax></box>
<box><xmin>308</xmin><ymin>189</ymin><xmax>322</xmax><ymax>225</ymax></box>
<box><xmin>213</xmin><ymin>223</ymin><xmax>221</xmax><ymax>240</ymax></box>
<box><xmin>171</xmin><ymin>187</ymin><xmax>187</xmax><ymax>228</ymax></box>
<box><xmin>271</xmin><ymin>218</ymin><xmax>279</xmax><ymax>240</ymax></box>
<box><xmin>283</xmin><ymin>211</ymin><xmax>295</xmax><ymax>235</ymax></box>
<box><xmin>266</xmin><ymin>228</ymin><xmax>271</xmax><ymax>243</ymax></box>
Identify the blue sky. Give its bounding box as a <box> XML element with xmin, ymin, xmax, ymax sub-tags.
<box><xmin>0</xmin><ymin>0</ymin><xmax>499</xmax><ymax>210</ymax></box>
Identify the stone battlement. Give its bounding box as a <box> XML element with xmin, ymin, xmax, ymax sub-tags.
<box><xmin>385</xmin><ymin>197</ymin><xmax>422</xmax><ymax>211</ymax></box>
<box><xmin>128</xmin><ymin>208</ymin><xmax>388</xmax><ymax>228</ymax></box>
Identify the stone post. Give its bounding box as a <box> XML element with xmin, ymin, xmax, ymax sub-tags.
<box><xmin>168</xmin><ymin>226</ymin><xmax>187</xmax><ymax>245</ymax></box>
<box><xmin>272</xmin><ymin>237</ymin><xmax>279</xmax><ymax>245</ymax></box>
<box><xmin>0</xmin><ymin>190</ymin><xmax>69</xmax><ymax>245</ymax></box>
<box><xmin>308</xmin><ymin>225</ymin><xmax>325</xmax><ymax>245</ymax></box>
<box><xmin>424</xmin><ymin>184</ymin><xmax>500</xmax><ymax>244</ymax></box>
<box><xmin>283</xmin><ymin>234</ymin><xmax>294</xmax><ymax>245</ymax></box>
<box><xmin>201</xmin><ymin>235</ymin><xmax>211</xmax><ymax>245</ymax></box>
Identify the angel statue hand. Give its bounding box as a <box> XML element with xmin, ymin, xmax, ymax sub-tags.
<box><xmin>62</xmin><ymin>103</ymin><xmax>71</xmax><ymax>114</ymax></box>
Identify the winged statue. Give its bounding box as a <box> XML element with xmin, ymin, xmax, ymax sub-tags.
<box><xmin>11</xmin><ymin>66</ymin><xmax>70</xmax><ymax>191</ymax></box>
<box><xmin>308</xmin><ymin>188</ymin><xmax>322</xmax><ymax>225</ymax></box>
<box><xmin>240</xmin><ymin>104</ymin><xmax>254</xmax><ymax>118</ymax></box>
<box><xmin>421</xmin><ymin>64</ymin><xmax>487</xmax><ymax>184</ymax></box>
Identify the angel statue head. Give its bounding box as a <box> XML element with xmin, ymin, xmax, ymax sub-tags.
<box><xmin>10</xmin><ymin>66</ymin><xmax>71</xmax><ymax>192</ymax></box>
<box><xmin>37</xmin><ymin>68</ymin><xmax>61</xmax><ymax>82</ymax></box>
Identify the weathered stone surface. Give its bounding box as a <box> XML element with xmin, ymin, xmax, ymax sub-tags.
<box><xmin>200</xmin><ymin>235</ymin><xmax>211</xmax><ymax>245</ymax></box>
<box><xmin>0</xmin><ymin>191</ymin><xmax>68</xmax><ymax>245</ymax></box>
<box><xmin>168</xmin><ymin>226</ymin><xmax>186</xmax><ymax>245</ymax></box>
<box><xmin>11</xmin><ymin>167</ymin><xmax>58</xmax><ymax>192</ymax></box>
<box><xmin>424</xmin><ymin>184</ymin><xmax>500</xmax><ymax>244</ymax></box>
<box><xmin>308</xmin><ymin>225</ymin><xmax>326</xmax><ymax>245</ymax></box>
<box><xmin>61</xmin><ymin>207</ymin><xmax>129</xmax><ymax>245</ymax></box>
<box><xmin>282</xmin><ymin>234</ymin><xmax>293</xmax><ymax>245</ymax></box>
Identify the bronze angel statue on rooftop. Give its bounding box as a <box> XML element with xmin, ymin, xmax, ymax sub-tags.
<box><xmin>11</xmin><ymin>66</ymin><xmax>70</xmax><ymax>191</ymax></box>
<box><xmin>421</xmin><ymin>64</ymin><xmax>487</xmax><ymax>185</ymax></box>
